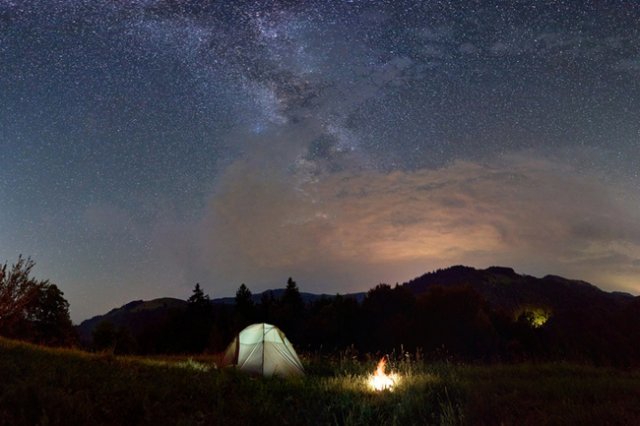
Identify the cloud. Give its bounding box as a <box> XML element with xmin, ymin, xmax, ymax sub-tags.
<box><xmin>163</xmin><ymin>152</ymin><xmax>640</xmax><ymax>295</ymax></box>
<box><xmin>83</xmin><ymin>2</ymin><xmax>640</xmax><ymax>298</ymax></box>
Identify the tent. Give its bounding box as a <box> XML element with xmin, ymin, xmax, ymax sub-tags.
<box><xmin>222</xmin><ymin>323</ymin><xmax>304</xmax><ymax>377</ymax></box>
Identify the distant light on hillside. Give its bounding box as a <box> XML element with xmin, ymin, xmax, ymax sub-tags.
<box><xmin>516</xmin><ymin>307</ymin><xmax>552</xmax><ymax>328</ymax></box>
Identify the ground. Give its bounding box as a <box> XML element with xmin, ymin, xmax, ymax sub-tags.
<box><xmin>1</xmin><ymin>337</ymin><xmax>639</xmax><ymax>425</ymax></box>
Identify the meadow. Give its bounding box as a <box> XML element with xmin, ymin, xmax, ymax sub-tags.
<box><xmin>1</xmin><ymin>337</ymin><xmax>640</xmax><ymax>425</ymax></box>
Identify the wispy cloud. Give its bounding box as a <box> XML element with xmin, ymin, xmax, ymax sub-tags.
<box><xmin>155</xmin><ymin>152</ymin><xmax>640</xmax><ymax>295</ymax></box>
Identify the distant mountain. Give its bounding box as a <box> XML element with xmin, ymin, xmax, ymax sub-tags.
<box><xmin>74</xmin><ymin>266</ymin><xmax>640</xmax><ymax>363</ymax></box>
<box><xmin>401</xmin><ymin>265</ymin><xmax>633</xmax><ymax>315</ymax></box>
<box><xmin>77</xmin><ymin>297</ymin><xmax>187</xmax><ymax>344</ymax></box>
<box><xmin>77</xmin><ymin>266</ymin><xmax>635</xmax><ymax>347</ymax></box>
<box><xmin>76</xmin><ymin>290</ymin><xmax>365</xmax><ymax>344</ymax></box>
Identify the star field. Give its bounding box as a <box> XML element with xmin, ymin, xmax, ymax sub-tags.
<box><xmin>1</xmin><ymin>0</ymin><xmax>639</xmax><ymax>321</ymax></box>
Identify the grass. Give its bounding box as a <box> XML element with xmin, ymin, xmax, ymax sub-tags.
<box><xmin>1</xmin><ymin>337</ymin><xmax>640</xmax><ymax>425</ymax></box>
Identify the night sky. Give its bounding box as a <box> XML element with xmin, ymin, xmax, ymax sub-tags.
<box><xmin>1</xmin><ymin>0</ymin><xmax>639</xmax><ymax>322</ymax></box>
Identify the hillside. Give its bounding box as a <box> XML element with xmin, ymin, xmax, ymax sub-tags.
<box><xmin>77</xmin><ymin>297</ymin><xmax>187</xmax><ymax>344</ymax></box>
<box><xmin>77</xmin><ymin>290</ymin><xmax>365</xmax><ymax>344</ymax></box>
<box><xmin>80</xmin><ymin>266</ymin><xmax>633</xmax><ymax>336</ymax></box>
<box><xmin>2</xmin><ymin>337</ymin><xmax>640</xmax><ymax>425</ymax></box>
<box><xmin>72</xmin><ymin>266</ymin><xmax>640</xmax><ymax>365</ymax></box>
<box><xmin>402</xmin><ymin>265</ymin><xmax>634</xmax><ymax>313</ymax></box>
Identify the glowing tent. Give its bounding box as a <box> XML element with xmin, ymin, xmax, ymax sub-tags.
<box><xmin>222</xmin><ymin>323</ymin><xmax>304</xmax><ymax>377</ymax></box>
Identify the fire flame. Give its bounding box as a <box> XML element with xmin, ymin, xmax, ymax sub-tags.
<box><xmin>369</xmin><ymin>357</ymin><xmax>399</xmax><ymax>391</ymax></box>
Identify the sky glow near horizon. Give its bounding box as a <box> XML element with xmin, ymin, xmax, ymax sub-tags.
<box><xmin>1</xmin><ymin>0</ymin><xmax>639</xmax><ymax>322</ymax></box>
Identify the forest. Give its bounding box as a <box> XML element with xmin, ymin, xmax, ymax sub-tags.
<box><xmin>4</xmin><ymin>257</ymin><xmax>639</xmax><ymax>367</ymax></box>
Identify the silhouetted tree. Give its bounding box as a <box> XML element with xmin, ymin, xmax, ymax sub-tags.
<box><xmin>28</xmin><ymin>283</ymin><xmax>76</xmax><ymax>346</ymax></box>
<box><xmin>188</xmin><ymin>283</ymin><xmax>209</xmax><ymax>307</ymax></box>
<box><xmin>361</xmin><ymin>284</ymin><xmax>415</xmax><ymax>351</ymax></box>
<box><xmin>184</xmin><ymin>283</ymin><xmax>214</xmax><ymax>352</ymax></box>
<box><xmin>233</xmin><ymin>283</ymin><xmax>254</xmax><ymax>332</ymax></box>
<box><xmin>282</xmin><ymin>277</ymin><xmax>304</xmax><ymax>312</ymax></box>
<box><xmin>258</xmin><ymin>290</ymin><xmax>275</xmax><ymax>323</ymax></box>
<box><xmin>275</xmin><ymin>277</ymin><xmax>305</xmax><ymax>340</ymax></box>
<box><xmin>235</xmin><ymin>284</ymin><xmax>253</xmax><ymax>311</ymax></box>
<box><xmin>0</xmin><ymin>256</ymin><xmax>76</xmax><ymax>346</ymax></box>
<box><xmin>0</xmin><ymin>256</ymin><xmax>40</xmax><ymax>335</ymax></box>
<box><xmin>304</xmin><ymin>294</ymin><xmax>361</xmax><ymax>350</ymax></box>
<box><xmin>413</xmin><ymin>285</ymin><xmax>497</xmax><ymax>360</ymax></box>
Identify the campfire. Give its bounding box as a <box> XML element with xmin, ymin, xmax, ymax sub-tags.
<box><xmin>369</xmin><ymin>357</ymin><xmax>399</xmax><ymax>391</ymax></box>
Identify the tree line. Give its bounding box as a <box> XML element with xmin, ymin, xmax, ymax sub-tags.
<box><xmin>93</xmin><ymin>279</ymin><xmax>640</xmax><ymax>367</ymax></box>
<box><xmin>3</xmin><ymin>256</ymin><xmax>640</xmax><ymax>367</ymax></box>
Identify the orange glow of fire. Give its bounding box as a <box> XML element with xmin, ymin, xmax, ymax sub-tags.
<box><xmin>369</xmin><ymin>357</ymin><xmax>399</xmax><ymax>391</ymax></box>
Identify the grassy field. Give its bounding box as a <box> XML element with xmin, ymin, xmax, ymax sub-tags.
<box><xmin>1</xmin><ymin>338</ymin><xmax>640</xmax><ymax>425</ymax></box>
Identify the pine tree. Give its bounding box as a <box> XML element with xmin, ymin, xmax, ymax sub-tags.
<box><xmin>234</xmin><ymin>283</ymin><xmax>254</xmax><ymax>331</ymax></box>
<box><xmin>188</xmin><ymin>283</ymin><xmax>209</xmax><ymax>306</ymax></box>
<box><xmin>185</xmin><ymin>283</ymin><xmax>214</xmax><ymax>353</ymax></box>
<box><xmin>235</xmin><ymin>284</ymin><xmax>253</xmax><ymax>310</ymax></box>
<box><xmin>277</xmin><ymin>277</ymin><xmax>304</xmax><ymax>340</ymax></box>
<box><xmin>282</xmin><ymin>277</ymin><xmax>303</xmax><ymax>312</ymax></box>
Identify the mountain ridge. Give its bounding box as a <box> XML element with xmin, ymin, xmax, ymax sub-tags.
<box><xmin>402</xmin><ymin>265</ymin><xmax>633</xmax><ymax>313</ymax></box>
<box><xmin>76</xmin><ymin>265</ymin><xmax>636</xmax><ymax>345</ymax></box>
<box><xmin>76</xmin><ymin>290</ymin><xmax>365</xmax><ymax>343</ymax></box>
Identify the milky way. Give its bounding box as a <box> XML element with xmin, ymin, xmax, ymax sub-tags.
<box><xmin>1</xmin><ymin>1</ymin><xmax>639</xmax><ymax>321</ymax></box>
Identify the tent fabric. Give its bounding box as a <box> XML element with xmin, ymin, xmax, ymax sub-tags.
<box><xmin>222</xmin><ymin>323</ymin><xmax>304</xmax><ymax>377</ymax></box>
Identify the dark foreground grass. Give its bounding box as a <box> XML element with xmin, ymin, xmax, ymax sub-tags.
<box><xmin>1</xmin><ymin>338</ymin><xmax>639</xmax><ymax>425</ymax></box>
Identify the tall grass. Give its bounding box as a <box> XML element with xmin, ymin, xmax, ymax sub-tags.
<box><xmin>1</xmin><ymin>337</ymin><xmax>639</xmax><ymax>425</ymax></box>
